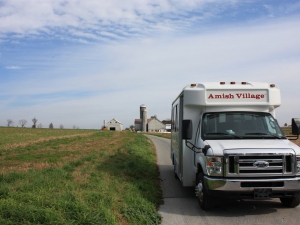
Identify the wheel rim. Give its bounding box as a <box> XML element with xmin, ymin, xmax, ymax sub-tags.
<box><xmin>195</xmin><ymin>181</ymin><xmax>204</xmax><ymax>203</ymax></box>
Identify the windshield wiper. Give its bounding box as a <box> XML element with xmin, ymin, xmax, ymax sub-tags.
<box><xmin>245</xmin><ymin>132</ymin><xmax>284</xmax><ymax>139</ymax></box>
<box><xmin>245</xmin><ymin>132</ymin><xmax>268</xmax><ymax>135</ymax></box>
<box><xmin>205</xmin><ymin>132</ymin><xmax>243</xmax><ymax>139</ymax></box>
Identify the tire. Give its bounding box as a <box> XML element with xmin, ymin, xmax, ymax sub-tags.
<box><xmin>174</xmin><ymin>158</ymin><xmax>179</xmax><ymax>179</ymax></box>
<box><xmin>280</xmin><ymin>194</ymin><xmax>300</xmax><ymax>207</ymax></box>
<box><xmin>195</xmin><ymin>172</ymin><xmax>214</xmax><ymax>210</ymax></box>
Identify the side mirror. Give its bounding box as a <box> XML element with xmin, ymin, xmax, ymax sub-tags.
<box><xmin>292</xmin><ymin>118</ymin><xmax>300</xmax><ymax>135</ymax></box>
<box><xmin>182</xmin><ymin>120</ymin><xmax>192</xmax><ymax>140</ymax></box>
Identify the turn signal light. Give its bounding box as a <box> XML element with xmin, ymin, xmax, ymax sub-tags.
<box><xmin>220</xmin><ymin>82</ymin><xmax>248</xmax><ymax>85</ymax></box>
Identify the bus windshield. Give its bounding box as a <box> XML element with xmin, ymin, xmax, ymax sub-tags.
<box><xmin>202</xmin><ymin>111</ymin><xmax>285</xmax><ymax>140</ymax></box>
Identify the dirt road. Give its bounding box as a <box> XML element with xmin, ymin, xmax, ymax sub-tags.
<box><xmin>145</xmin><ymin>135</ymin><xmax>300</xmax><ymax>225</ymax></box>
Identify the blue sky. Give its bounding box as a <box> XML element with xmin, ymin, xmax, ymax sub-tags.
<box><xmin>1</xmin><ymin>0</ymin><xmax>300</xmax><ymax>129</ymax></box>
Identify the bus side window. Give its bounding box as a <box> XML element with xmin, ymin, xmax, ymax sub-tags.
<box><xmin>172</xmin><ymin>105</ymin><xmax>178</xmax><ymax>132</ymax></box>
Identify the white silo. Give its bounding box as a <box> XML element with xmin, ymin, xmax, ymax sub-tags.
<box><xmin>140</xmin><ymin>104</ymin><xmax>147</xmax><ymax>132</ymax></box>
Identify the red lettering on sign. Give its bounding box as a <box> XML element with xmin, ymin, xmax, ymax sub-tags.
<box><xmin>208</xmin><ymin>93</ymin><xmax>266</xmax><ymax>100</ymax></box>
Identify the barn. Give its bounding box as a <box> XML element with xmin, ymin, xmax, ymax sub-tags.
<box><xmin>107</xmin><ymin>118</ymin><xmax>123</xmax><ymax>131</ymax></box>
<box><xmin>134</xmin><ymin>104</ymin><xmax>166</xmax><ymax>132</ymax></box>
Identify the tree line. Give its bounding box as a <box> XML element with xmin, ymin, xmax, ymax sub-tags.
<box><xmin>6</xmin><ymin>118</ymin><xmax>79</xmax><ymax>129</ymax></box>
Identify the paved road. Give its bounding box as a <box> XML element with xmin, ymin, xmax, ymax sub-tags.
<box><xmin>145</xmin><ymin>135</ymin><xmax>300</xmax><ymax>225</ymax></box>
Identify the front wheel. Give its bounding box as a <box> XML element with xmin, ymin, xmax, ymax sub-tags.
<box><xmin>174</xmin><ymin>159</ymin><xmax>179</xmax><ymax>179</ymax></box>
<box><xmin>280</xmin><ymin>194</ymin><xmax>300</xmax><ymax>207</ymax></box>
<box><xmin>195</xmin><ymin>173</ymin><xmax>214</xmax><ymax>210</ymax></box>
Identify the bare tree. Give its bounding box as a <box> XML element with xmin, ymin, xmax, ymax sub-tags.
<box><xmin>60</xmin><ymin>124</ymin><xmax>64</xmax><ymax>129</ymax></box>
<box><xmin>37</xmin><ymin>123</ymin><xmax>43</xmax><ymax>128</ymax></box>
<box><xmin>32</xmin><ymin>117</ymin><xmax>38</xmax><ymax>128</ymax></box>
<box><xmin>72</xmin><ymin>125</ymin><xmax>80</xmax><ymax>129</ymax></box>
<box><xmin>19</xmin><ymin>119</ymin><xmax>27</xmax><ymax>128</ymax></box>
<box><xmin>7</xmin><ymin>119</ymin><xmax>14</xmax><ymax>127</ymax></box>
<box><xmin>49</xmin><ymin>123</ymin><xmax>54</xmax><ymax>129</ymax></box>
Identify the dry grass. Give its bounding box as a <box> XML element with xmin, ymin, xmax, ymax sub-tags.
<box><xmin>1</xmin><ymin>133</ymin><xmax>94</xmax><ymax>151</ymax></box>
<box><xmin>72</xmin><ymin>161</ymin><xmax>91</xmax><ymax>184</ymax></box>
<box><xmin>0</xmin><ymin>129</ymin><xmax>134</xmax><ymax>174</ymax></box>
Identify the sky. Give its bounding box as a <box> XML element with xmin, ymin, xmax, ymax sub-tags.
<box><xmin>0</xmin><ymin>0</ymin><xmax>300</xmax><ymax>129</ymax></box>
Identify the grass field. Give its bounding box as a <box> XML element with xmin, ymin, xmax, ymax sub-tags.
<box><xmin>0</xmin><ymin>127</ymin><xmax>162</xmax><ymax>225</ymax></box>
<box><xmin>281</xmin><ymin>127</ymin><xmax>292</xmax><ymax>134</ymax></box>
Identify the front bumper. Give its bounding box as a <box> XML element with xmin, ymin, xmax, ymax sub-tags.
<box><xmin>204</xmin><ymin>176</ymin><xmax>300</xmax><ymax>199</ymax></box>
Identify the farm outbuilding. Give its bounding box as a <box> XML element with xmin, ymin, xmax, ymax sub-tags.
<box><xmin>134</xmin><ymin>104</ymin><xmax>166</xmax><ymax>132</ymax></box>
<box><xmin>147</xmin><ymin>116</ymin><xmax>166</xmax><ymax>132</ymax></box>
<box><xmin>107</xmin><ymin>118</ymin><xmax>123</xmax><ymax>131</ymax></box>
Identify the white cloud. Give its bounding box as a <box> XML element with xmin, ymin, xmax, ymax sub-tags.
<box><xmin>1</xmin><ymin>1</ymin><xmax>300</xmax><ymax>128</ymax></box>
<box><xmin>74</xmin><ymin>17</ymin><xmax>299</xmax><ymax>127</ymax></box>
<box><xmin>5</xmin><ymin>66</ymin><xmax>21</xmax><ymax>69</ymax></box>
<box><xmin>0</xmin><ymin>0</ymin><xmax>241</xmax><ymax>40</ymax></box>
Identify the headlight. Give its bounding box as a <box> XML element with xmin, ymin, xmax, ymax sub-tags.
<box><xmin>206</xmin><ymin>156</ymin><xmax>223</xmax><ymax>176</ymax></box>
<box><xmin>297</xmin><ymin>156</ymin><xmax>300</xmax><ymax>174</ymax></box>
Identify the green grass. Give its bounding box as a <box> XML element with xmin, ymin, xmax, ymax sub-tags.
<box><xmin>0</xmin><ymin>128</ymin><xmax>162</xmax><ymax>225</ymax></box>
<box><xmin>282</xmin><ymin>129</ymin><xmax>292</xmax><ymax>135</ymax></box>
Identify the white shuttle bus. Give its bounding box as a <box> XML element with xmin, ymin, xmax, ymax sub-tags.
<box><xmin>171</xmin><ymin>82</ymin><xmax>300</xmax><ymax>210</ymax></box>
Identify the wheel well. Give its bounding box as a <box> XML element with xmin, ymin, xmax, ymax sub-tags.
<box><xmin>196</xmin><ymin>163</ymin><xmax>204</xmax><ymax>177</ymax></box>
<box><xmin>171</xmin><ymin>153</ymin><xmax>174</xmax><ymax>165</ymax></box>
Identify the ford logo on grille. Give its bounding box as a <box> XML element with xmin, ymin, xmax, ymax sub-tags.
<box><xmin>253</xmin><ymin>161</ymin><xmax>269</xmax><ymax>168</ymax></box>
